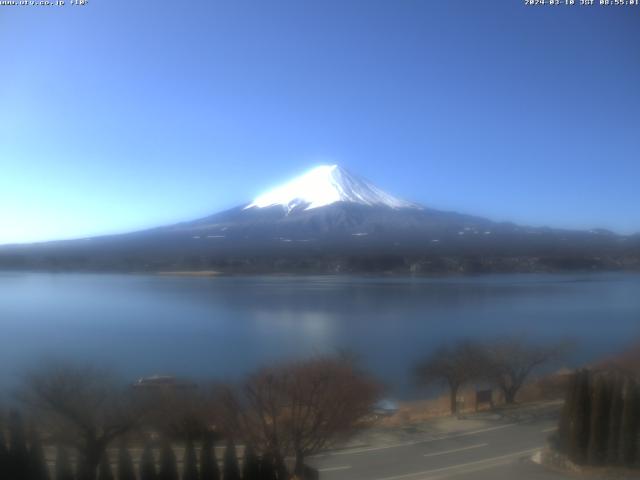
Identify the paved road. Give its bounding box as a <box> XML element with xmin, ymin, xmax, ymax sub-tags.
<box><xmin>309</xmin><ymin>417</ymin><xmax>569</xmax><ymax>480</ymax></box>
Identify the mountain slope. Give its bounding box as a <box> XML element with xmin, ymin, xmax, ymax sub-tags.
<box><xmin>1</xmin><ymin>165</ymin><xmax>639</xmax><ymax>273</ymax></box>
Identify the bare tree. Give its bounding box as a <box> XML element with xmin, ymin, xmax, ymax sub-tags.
<box><xmin>224</xmin><ymin>355</ymin><xmax>381</xmax><ymax>475</ymax></box>
<box><xmin>140</xmin><ymin>385</ymin><xmax>220</xmax><ymax>441</ymax></box>
<box><xmin>482</xmin><ymin>337</ymin><xmax>570</xmax><ymax>404</ymax></box>
<box><xmin>19</xmin><ymin>363</ymin><xmax>144</xmax><ymax>480</ymax></box>
<box><xmin>600</xmin><ymin>340</ymin><xmax>640</xmax><ymax>380</ymax></box>
<box><xmin>415</xmin><ymin>341</ymin><xmax>486</xmax><ymax>415</ymax></box>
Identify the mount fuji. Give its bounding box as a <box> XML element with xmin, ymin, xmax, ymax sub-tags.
<box><xmin>244</xmin><ymin>165</ymin><xmax>419</xmax><ymax>212</ymax></box>
<box><xmin>1</xmin><ymin>165</ymin><xmax>638</xmax><ymax>273</ymax></box>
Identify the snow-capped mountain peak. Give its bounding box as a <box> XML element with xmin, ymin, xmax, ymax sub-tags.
<box><xmin>244</xmin><ymin>165</ymin><xmax>420</xmax><ymax>212</ymax></box>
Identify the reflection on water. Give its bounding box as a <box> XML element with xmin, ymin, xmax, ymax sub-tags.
<box><xmin>1</xmin><ymin>272</ymin><xmax>639</xmax><ymax>397</ymax></box>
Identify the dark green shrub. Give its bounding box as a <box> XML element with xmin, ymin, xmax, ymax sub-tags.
<box><xmin>117</xmin><ymin>445</ymin><xmax>136</xmax><ymax>480</ymax></box>
<box><xmin>97</xmin><ymin>453</ymin><xmax>114</xmax><ymax>480</ymax></box>
<box><xmin>0</xmin><ymin>429</ymin><xmax>9</xmax><ymax>479</ymax></box>
<box><xmin>607</xmin><ymin>373</ymin><xmax>625</xmax><ymax>465</ymax></box>
<box><xmin>258</xmin><ymin>452</ymin><xmax>276</xmax><ymax>480</ymax></box>
<box><xmin>587</xmin><ymin>374</ymin><xmax>610</xmax><ymax>465</ymax></box>
<box><xmin>241</xmin><ymin>445</ymin><xmax>260</xmax><ymax>480</ymax></box>
<box><xmin>28</xmin><ymin>429</ymin><xmax>50</xmax><ymax>480</ymax></box>
<box><xmin>222</xmin><ymin>442</ymin><xmax>240</xmax><ymax>480</ymax></box>
<box><xmin>619</xmin><ymin>378</ymin><xmax>639</xmax><ymax>467</ymax></box>
<box><xmin>9</xmin><ymin>410</ymin><xmax>29</xmax><ymax>480</ymax></box>
<box><xmin>54</xmin><ymin>447</ymin><xmax>74</xmax><ymax>480</ymax></box>
<box><xmin>568</xmin><ymin>369</ymin><xmax>590</xmax><ymax>465</ymax></box>
<box><xmin>182</xmin><ymin>439</ymin><xmax>198</xmax><ymax>480</ymax></box>
<box><xmin>158</xmin><ymin>442</ymin><xmax>178</xmax><ymax>480</ymax></box>
<box><xmin>557</xmin><ymin>371</ymin><xmax>578</xmax><ymax>454</ymax></box>
<box><xmin>199</xmin><ymin>435</ymin><xmax>219</xmax><ymax>480</ymax></box>
<box><xmin>139</xmin><ymin>443</ymin><xmax>156</xmax><ymax>480</ymax></box>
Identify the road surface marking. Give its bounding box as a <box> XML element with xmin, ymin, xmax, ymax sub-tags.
<box><xmin>423</xmin><ymin>443</ymin><xmax>488</xmax><ymax>458</ymax></box>
<box><xmin>421</xmin><ymin>447</ymin><xmax>543</xmax><ymax>480</ymax></box>
<box><xmin>318</xmin><ymin>423</ymin><xmax>516</xmax><ymax>457</ymax></box>
<box><xmin>318</xmin><ymin>465</ymin><xmax>352</xmax><ymax>472</ymax></box>
<box><xmin>541</xmin><ymin>427</ymin><xmax>556</xmax><ymax>433</ymax></box>
<box><xmin>376</xmin><ymin>447</ymin><xmax>541</xmax><ymax>480</ymax></box>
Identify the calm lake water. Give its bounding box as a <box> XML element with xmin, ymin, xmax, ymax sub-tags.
<box><xmin>1</xmin><ymin>272</ymin><xmax>639</xmax><ymax>398</ymax></box>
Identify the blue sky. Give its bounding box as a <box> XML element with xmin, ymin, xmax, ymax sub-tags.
<box><xmin>1</xmin><ymin>1</ymin><xmax>639</xmax><ymax>244</ymax></box>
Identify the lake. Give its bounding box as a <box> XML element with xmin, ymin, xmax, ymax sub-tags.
<box><xmin>1</xmin><ymin>272</ymin><xmax>639</xmax><ymax>398</ymax></box>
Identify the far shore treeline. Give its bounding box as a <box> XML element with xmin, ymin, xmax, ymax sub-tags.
<box><xmin>2</xmin><ymin>252</ymin><xmax>640</xmax><ymax>275</ymax></box>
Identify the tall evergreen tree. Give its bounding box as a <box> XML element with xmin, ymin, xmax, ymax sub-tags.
<box><xmin>568</xmin><ymin>369</ymin><xmax>590</xmax><ymax>465</ymax></box>
<box><xmin>54</xmin><ymin>447</ymin><xmax>74</xmax><ymax>480</ymax></box>
<box><xmin>139</xmin><ymin>443</ymin><xmax>156</xmax><ymax>480</ymax></box>
<box><xmin>557</xmin><ymin>371</ymin><xmax>578</xmax><ymax>454</ymax></box>
<box><xmin>182</xmin><ymin>439</ymin><xmax>198</xmax><ymax>480</ymax></box>
<box><xmin>158</xmin><ymin>442</ymin><xmax>178</xmax><ymax>480</ymax></box>
<box><xmin>28</xmin><ymin>429</ymin><xmax>50</xmax><ymax>480</ymax></box>
<box><xmin>273</xmin><ymin>453</ymin><xmax>288</xmax><ymax>480</ymax></box>
<box><xmin>241</xmin><ymin>445</ymin><xmax>260</xmax><ymax>480</ymax></box>
<box><xmin>199</xmin><ymin>435</ymin><xmax>219</xmax><ymax>480</ymax></box>
<box><xmin>587</xmin><ymin>374</ymin><xmax>610</xmax><ymax>466</ymax></box>
<box><xmin>97</xmin><ymin>453</ymin><xmax>114</xmax><ymax>480</ymax></box>
<box><xmin>117</xmin><ymin>445</ymin><xmax>136</xmax><ymax>480</ymax></box>
<box><xmin>222</xmin><ymin>442</ymin><xmax>240</xmax><ymax>480</ymax></box>
<box><xmin>607</xmin><ymin>373</ymin><xmax>624</xmax><ymax>465</ymax></box>
<box><xmin>619</xmin><ymin>378</ymin><xmax>639</xmax><ymax>467</ymax></box>
<box><xmin>0</xmin><ymin>428</ymin><xmax>10</xmax><ymax>480</ymax></box>
<box><xmin>77</xmin><ymin>454</ymin><xmax>96</xmax><ymax>480</ymax></box>
<box><xmin>8</xmin><ymin>410</ymin><xmax>30</xmax><ymax>480</ymax></box>
<box><xmin>258</xmin><ymin>452</ymin><xmax>276</xmax><ymax>480</ymax></box>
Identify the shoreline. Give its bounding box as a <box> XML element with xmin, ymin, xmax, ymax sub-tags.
<box><xmin>155</xmin><ymin>270</ymin><xmax>223</xmax><ymax>277</ymax></box>
<box><xmin>2</xmin><ymin>268</ymin><xmax>639</xmax><ymax>278</ymax></box>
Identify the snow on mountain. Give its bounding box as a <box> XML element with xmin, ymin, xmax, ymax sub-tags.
<box><xmin>244</xmin><ymin>165</ymin><xmax>420</xmax><ymax>212</ymax></box>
